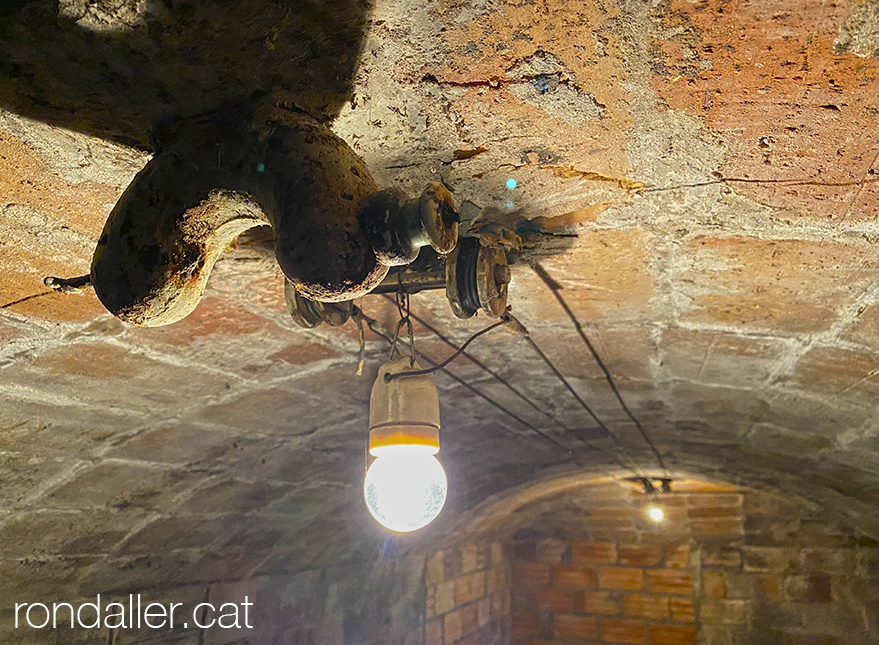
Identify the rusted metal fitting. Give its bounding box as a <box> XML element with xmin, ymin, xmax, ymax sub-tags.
<box><xmin>288</xmin><ymin>238</ymin><xmax>511</xmax><ymax>328</ymax></box>
<box><xmin>284</xmin><ymin>280</ymin><xmax>353</xmax><ymax>328</ymax></box>
<box><xmin>87</xmin><ymin>104</ymin><xmax>460</xmax><ymax>327</ymax></box>
<box><xmin>446</xmin><ymin>237</ymin><xmax>510</xmax><ymax>319</ymax></box>
<box><xmin>362</xmin><ymin>182</ymin><xmax>459</xmax><ymax>266</ymax></box>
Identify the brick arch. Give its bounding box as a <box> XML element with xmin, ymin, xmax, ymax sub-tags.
<box><xmin>438</xmin><ymin>474</ymin><xmax>879</xmax><ymax>645</ymax></box>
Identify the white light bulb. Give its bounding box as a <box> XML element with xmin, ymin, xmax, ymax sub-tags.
<box><xmin>364</xmin><ymin>445</ymin><xmax>447</xmax><ymax>532</ymax></box>
<box><xmin>648</xmin><ymin>506</ymin><xmax>664</xmax><ymax>523</ymax></box>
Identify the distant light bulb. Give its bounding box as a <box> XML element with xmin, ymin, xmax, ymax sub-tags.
<box><xmin>364</xmin><ymin>445</ymin><xmax>447</xmax><ymax>532</ymax></box>
<box><xmin>648</xmin><ymin>506</ymin><xmax>664</xmax><ymax>523</ymax></box>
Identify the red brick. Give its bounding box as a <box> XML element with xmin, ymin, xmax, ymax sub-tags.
<box><xmin>553</xmin><ymin>564</ymin><xmax>596</xmax><ymax>588</ymax></box>
<box><xmin>743</xmin><ymin>546</ymin><xmax>797</xmax><ymax>573</ymax></box>
<box><xmin>687</xmin><ymin>494</ymin><xmax>742</xmax><ymax>508</ymax></box>
<box><xmin>623</xmin><ymin>594</ymin><xmax>670</xmax><ymax>620</ymax></box>
<box><xmin>699</xmin><ymin>599</ymin><xmax>748</xmax><ymax>625</ymax></box>
<box><xmin>512</xmin><ymin>613</ymin><xmax>537</xmax><ymax>637</ymax></box>
<box><xmin>572</xmin><ymin>540</ymin><xmax>617</xmax><ymax>564</ymax></box>
<box><xmin>805</xmin><ymin>575</ymin><xmax>832</xmax><ymax>603</ymax></box>
<box><xmin>588</xmin><ymin>509</ymin><xmax>637</xmax><ymax>532</ymax></box>
<box><xmin>455</xmin><ymin>571</ymin><xmax>485</xmax><ymax>606</ymax></box>
<box><xmin>456</xmin><ymin>575</ymin><xmax>472</xmax><ymax>606</ymax></box>
<box><xmin>785</xmin><ymin>575</ymin><xmax>832</xmax><ymax>603</ymax></box>
<box><xmin>689</xmin><ymin>518</ymin><xmax>743</xmax><ymax>537</ymax></box>
<box><xmin>678</xmin><ymin>236</ymin><xmax>869</xmax><ymax>332</ymax></box>
<box><xmin>602</xmin><ymin>618</ymin><xmax>647</xmax><ymax>644</ymax></box>
<box><xmin>263</xmin><ymin>334</ymin><xmax>341</xmax><ymax>366</ymax></box>
<box><xmin>665</xmin><ymin>544</ymin><xmax>690</xmax><ymax>569</ymax></box>
<box><xmin>802</xmin><ymin>548</ymin><xmax>857</xmax><ymax>575</ymax></box>
<box><xmin>435</xmin><ymin>580</ymin><xmax>456</xmax><ymax>615</ymax></box>
<box><xmin>701</xmin><ymin>545</ymin><xmax>742</xmax><ymax>570</ymax></box>
<box><xmin>670</xmin><ymin>597</ymin><xmax>695</xmax><ymax>623</ymax></box>
<box><xmin>599</xmin><ymin>530</ymin><xmax>640</xmax><ymax>544</ymax></box>
<box><xmin>490</xmin><ymin>542</ymin><xmax>505</xmax><ymax>566</ymax></box>
<box><xmin>702</xmin><ymin>571</ymin><xmax>725</xmax><ymax>598</ymax></box>
<box><xmin>753</xmin><ymin>574</ymin><xmax>783</xmax><ymax>601</ymax></box>
<box><xmin>650</xmin><ymin>624</ymin><xmax>698</xmax><ymax>645</ymax></box>
<box><xmin>687</xmin><ymin>506</ymin><xmax>741</xmax><ymax>519</ymax></box>
<box><xmin>471</xmin><ymin>571</ymin><xmax>486</xmax><ymax>600</ymax></box>
<box><xmin>425</xmin><ymin>619</ymin><xmax>443</xmax><ymax>645</ymax></box>
<box><xmin>576</xmin><ymin>590</ymin><xmax>620</xmax><ymax>615</ymax></box>
<box><xmin>799</xmin><ymin>345</ymin><xmax>879</xmax><ymax>404</ymax></box>
<box><xmin>448</xmin><ymin>605</ymin><xmax>477</xmax><ymax>638</ymax></box>
<box><xmin>427</xmin><ymin>552</ymin><xmax>445</xmax><ymax>585</ymax></box>
<box><xmin>673</xmin><ymin>480</ymin><xmax>740</xmax><ymax>493</ymax></box>
<box><xmin>487</xmin><ymin>567</ymin><xmax>508</xmax><ymax>594</ymax></box>
<box><xmin>464</xmin><ymin>605</ymin><xmax>479</xmax><ymax>633</ymax></box>
<box><xmin>427</xmin><ymin>585</ymin><xmax>436</xmax><ymax>618</ymax></box>
<box><xmin>599</xmin><ymin>566</ymin><xmax>644</xmax><ymax>590</ymax></box>
<box><xmin>443</xmin><ymin>549</ymin><xmax>463</xmax><ymax>580</ymax></box>
<box><xmin>646</xmin><ymin>569</ymin><xmax>694</xmax><ymax>595</ymax></box>
<box><xmin>514</xmin><ymin>562</ymin><xmax>551</xmax><ymax>587</ymax></box>
<box><xmin>554</xmin><ymin>613</ymin><xmax>598</xmax><ymax>639</ymax></box>
<box><xmin>445</xmin><ymin>609</ymin><xmax>464</xmax><ymax>643</ymax></box>
<box><xmin>461</xmin><ymin>543</ymin><xmax>479</xmax><ymax>573</ymax></box>
<box><xmin>619</xmin><ymin>544</ymin><xmax>664</xmax><ymax>567</ymax></box>
<box><xmin>531</xmin><ymin>588</ymin><xmax>574</xmax><ymax>612</ymax></box>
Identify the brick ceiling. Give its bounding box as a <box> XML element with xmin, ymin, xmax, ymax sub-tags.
<box><xmin>2</xmin><ymin>0</ymin><xmax>879</xmax><ymax>591</ymax></box>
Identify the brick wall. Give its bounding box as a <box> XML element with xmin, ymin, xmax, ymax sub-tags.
<box><xmin>697</xmin><ymin>491</ymin><xmax>879</xmax><ymax>645</ymax></box>
<box><xmin>511</xmin><ymin>534</ymin><xmax>698</xmax><ymax>644</ymax></box>
<box><xmin>0</xmin><ymin>541</ymin><xmax>509</xmax><ymax>645</ymax></box>
<box><xmin>425</xmin><ymin>540</ymin><xmax>512</xmax><ymax>645</ymax></box>
<box><xmin>507</xmin><ymin>479</ymin><xmax>879</xmax><ymax>645</ymax></box>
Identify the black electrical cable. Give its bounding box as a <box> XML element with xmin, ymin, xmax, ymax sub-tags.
<box><xmin>390</xmin><ymin>297</ymin><xmax>645</xmax><ymax>478</ymax></box>
<box><xmin>357</xmin><ymin>308</ymin><xmax>640</xmax><ymax>476</ymax></box>
<box><xmin>44</xmin><ymin>274</ymin><xmax>91</xmax><ymax>293</ymax></box>
<box><xmin>532</xmin><ymin>263</ymin><xmax>668</xmax><ymax>475</ymax></box>
<box><xmin>508</xmin><ymin>314</ymin><xmax>648</xmax><ymax>476</ymax></box>
<box><xmin>402</xmin><ymin>305</ymin><xmax>575</xmax><ymax>421</ymax></box>
<box><xmin>384</xmin><ymin>316</ymin><xmax>509</xmax><ymax>381</ymax></box>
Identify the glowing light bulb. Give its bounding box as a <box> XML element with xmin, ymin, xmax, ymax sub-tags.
<box><xmin>364</xmin><ymin>445</ymin><xmax>447</xmax><ymax>532</ymax></box>
<box><xmin>648</xmin><ymin>506</ymin><xmax>664</xmax><ymax>523</ymax></box>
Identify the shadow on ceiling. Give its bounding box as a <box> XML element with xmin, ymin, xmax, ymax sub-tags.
<box><xmin>0</xmin><ymin>0</ymin><xmax>372</xmax><ymax>150</ymax></box>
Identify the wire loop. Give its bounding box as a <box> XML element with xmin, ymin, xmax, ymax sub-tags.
<box><xmin>385</xmin><ymin>313</ymin><xmax>511</xmax><ymax>381</ymax></box>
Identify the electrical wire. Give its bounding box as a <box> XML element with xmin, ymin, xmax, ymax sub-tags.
<box><xmin>44</xmin><ymin>274</ymin><xmax>92</xmax><ymax>293</ymax></box>
<box><xmin>399</xmin><ymin>304</ymin><xmax>578</xmax><ymax>420</ymax></box>
<box><xmin>384</xmin><ymin>316</ymin><xmax>510</xmax><ymax>381</ymax></box>
<box><xmin>507</xmin><ymin>313</ymin><xmax>649</xmax><ymax>477</ymax></box>
<box><xmin>531</xmin><ymin>262</ymin><xmax>668</xmax><ymax>475</ymax></box>
<box><xmin>357</xmin><ymin>306</ymin><xmax>642</xmax><ymax>477</ymax></box>
<box><xmin>387</xmin><ymin>295</ymin><xmax>646</xmax><ymax>477</ymax></box>
<box><xmin>354</xmin><ymin>317</ymin><xmax>366</xmax><ymax>376</ymax></box>
<box><xmin>2</xmin><ymin>275</ymin><xmax>92</xmax><ymax>310</ymax></box>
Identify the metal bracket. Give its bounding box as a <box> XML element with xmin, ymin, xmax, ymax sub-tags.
<box><xmin>286</xmin><ymin>238</ymin><xmax>511</xmax><ymax>328</ymax></box>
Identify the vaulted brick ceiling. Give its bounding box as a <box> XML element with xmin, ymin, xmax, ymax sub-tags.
<box><xmin>2</xmin><ymin>0</ymin><xmax>879</xmax><ymax>593</ymax></box>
